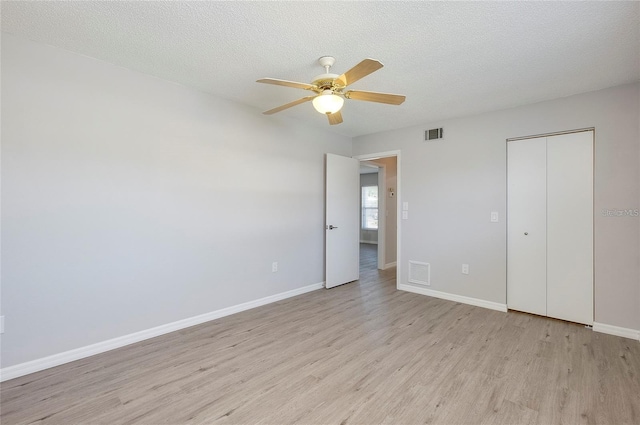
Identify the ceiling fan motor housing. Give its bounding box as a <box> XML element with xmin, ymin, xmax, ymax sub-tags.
<box><xmin>314</xmin><ymin>56</ymin><xmax>343</xmax><ymax>92</ymax></box>
<box><xmin>312</xmin><ymin>73</ymin><xmax>340</xmax><ymax>91</ymax></box>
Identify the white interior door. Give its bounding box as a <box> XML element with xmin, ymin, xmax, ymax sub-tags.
<box><xmin>507</xmin><ymin>137</ymin><xmax>547</xmax><ymax>316</ymax></box>
<box><xmin>546</xmin><ymin>131</ymin><xmax>593</xmax><ymax>324</ymax></box>
<box><xmin>325</xmin><ymin>153</ymin><xmax>360</xmax><ymax>288</ymax></box>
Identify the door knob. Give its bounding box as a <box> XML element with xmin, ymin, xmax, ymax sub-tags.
<box><xmin>327</xmin><ymin>225</ymin><xmax>338</xmax><ymax>230</ymax></box>
<box><xmin>524</xmin><ymin>232</ymin><xmax>528</xmax><ymax>235</ymax></box>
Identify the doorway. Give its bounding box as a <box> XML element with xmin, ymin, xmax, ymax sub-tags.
<box><xmin>324</xmin><ymin>151</ymin><xmax>401</xmax><ymax>289</ymax></box>
<box><xmin>355</xmin><ymin>151</ymin><xmax>401</xmax><ymax>286</ymax></box>
<box><xmin>359</xmin><ymin>162</ymin><xmax>380</xmax><ymax>273</ymax></box>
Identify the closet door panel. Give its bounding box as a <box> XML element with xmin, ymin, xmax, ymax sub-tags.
<box><xmin>546</xmin><ymin>132</ymin><xmax>594</xmax><ymax>324</ymax></box>
<box><xmin>507</xmin><ymin>138</ymin><xmax>547</xmax><ymax>316</ymax></box>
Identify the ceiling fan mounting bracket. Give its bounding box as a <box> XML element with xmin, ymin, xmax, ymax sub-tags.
<box><xmin>317</xmin><ymin>56</ymin><xmax>336</xmax><ymax>69</ymax></box>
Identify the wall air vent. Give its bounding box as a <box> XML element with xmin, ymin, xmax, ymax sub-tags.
<box><xmin>425</xmin><ymin>128</ymin><xmax>443</xmax><ymax>141</ymax></box>
<box><xmin>408</xmin><ymin>261</ymin><xmax>430</xmax><ymax>286</ymax></box>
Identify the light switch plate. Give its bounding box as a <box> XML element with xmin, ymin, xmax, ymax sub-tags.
<box><xmin>491</xmin><ymin>211</ymin><xmax>499</xmax><ymax>222</ymax></box>
<box><xmin>402</xmin><ymin>210</ymin><xmax>408</xmax><ymax>220</ymax></box>
<box><xmin>0</xmin><ymin>316</ymin><xmax>4</xmax><ymax>334</ymax></box>
<box><xmin>403</xmin><ymin>202</ymin><xmax>409</xmax><ymax>211</ymax></box>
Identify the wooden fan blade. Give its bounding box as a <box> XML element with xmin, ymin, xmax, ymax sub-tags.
<box><xmin>345</xmin><ymin>90</ymin><xmax>406</xmax><ymax>105</ymax></box>
<box><xmin>256</xmin><ymin>78</ymin><xmax>315</xmax><ymax>90</ymax></box>
<box><xmin>336</xmin><ymin>59</ymin><xmax>383</xmax><ymax>87</ymax></box>
<box><xmin>327</xmin><ymin>111</ymin><xmax>343</xmax><ymax>125</ymax></box>
<box><xmin>263</xmin><ymin>96</ymin><xmax>315</xmax><ymax>115</ymax></box>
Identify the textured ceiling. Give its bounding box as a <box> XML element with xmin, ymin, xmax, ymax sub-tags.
<box><xmin>2</xmin><ymin>1</ymin><xmax>639</xmax><ymax>138</ymax></box>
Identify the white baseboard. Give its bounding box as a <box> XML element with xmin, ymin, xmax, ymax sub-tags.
<box><xmin>593</xmin><ymin>322</ymin><xmax>640</xmax><ymax>341</ymax></box>
<box><xmin>383</xmin><ymin>261</ymin><xmax>397</xmax><ymax>270</ymax></box>
<box><xmin>398</xmin><ymin>283</ymin><xmax>507</xmax><ymax>313</ymax></box>
<box><xmin>0</xmin><ymin>282</ymin><xmax>324</xmax><ymax>382</ymax></box>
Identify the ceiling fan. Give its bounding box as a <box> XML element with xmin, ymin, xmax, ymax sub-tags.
<box><xmin>257</xmin><ymin>56</ymin><xmax>406</xmax><ymax>125</ymax></box>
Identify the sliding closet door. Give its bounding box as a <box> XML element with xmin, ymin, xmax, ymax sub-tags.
<box><xmin>546</xmin><ymin>131</ymin><xmax>593</xmax><ymax>324</ymax></box>
<box><xmin>507</xmin><ymin>137</ymin><xmax>547</xmax><ymax>316</ymax></box>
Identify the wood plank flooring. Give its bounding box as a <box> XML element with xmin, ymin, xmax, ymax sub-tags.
<box><xmin>1</xmin><ymin>244</ymin><xmax>639</xmax><ymax>424</ymax></box>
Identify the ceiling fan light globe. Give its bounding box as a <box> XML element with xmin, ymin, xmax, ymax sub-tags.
<box><xmin>312</xmin><ymin>91</ymin><xmax>344</xmax><ymax>114</ymax></box>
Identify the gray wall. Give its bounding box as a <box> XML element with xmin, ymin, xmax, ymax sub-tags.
<box><xmin>0</xmin><ymin>34</ymin><xmax>351</xmax><ymax>368</ymax></box>
<box><xmin>353</xmin><ymin>83</ymin><xmax>640</xmax><ymax>332</ymax></box>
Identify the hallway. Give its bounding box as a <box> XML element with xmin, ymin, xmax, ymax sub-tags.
<box><xmin>359</xmin><ymin>243</ymin><xmax>395</xmax><ymax>286</ymax></box>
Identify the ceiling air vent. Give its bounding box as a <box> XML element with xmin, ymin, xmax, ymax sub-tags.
<box><xmin>425</xmin><ymin>128</ymin><xmax>443</xmax><ymax>141</ymax></box>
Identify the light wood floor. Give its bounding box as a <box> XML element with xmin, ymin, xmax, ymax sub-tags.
<box><xmin>2</xmin><ymin>244</ymin><xmax>639</xmax><ymax>424</ymax></box>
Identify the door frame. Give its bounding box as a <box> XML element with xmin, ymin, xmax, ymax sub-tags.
<box><xmin>354</xmin><ymin>150</ymin><xmax>402</xmax><ymax>288</ymax></box>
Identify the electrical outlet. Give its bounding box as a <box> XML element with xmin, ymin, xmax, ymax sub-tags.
<box><xmin>272</xmin><ymin>262</ymin><xmax>278</xmax><ymax>272</ymax></box>
<box><xmin>462</xmin><ymin>264</ymin><xmax>469</xmax><ymax>275</ymax></box>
